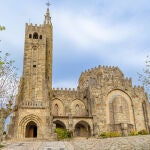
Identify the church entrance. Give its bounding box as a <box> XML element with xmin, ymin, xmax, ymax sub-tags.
<box><xmin>25</xmin><ymin>121</ymin><xmax>37</xmax><ymax>138</ymax></box>
<box><xmin>75</xmin><ymin>121</ymin><xmax>91</xmax><ymax>137</ymax></box>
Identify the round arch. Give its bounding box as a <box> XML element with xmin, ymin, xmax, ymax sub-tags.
<box><xmin>106</xmin><ymin>90</ymin><xmax>134</xmax><ymax>125</ymax></box>
<box><xmin>53</xmin><ymin>120</ymin><xmax>66</xmax><ymax>129</ymax></box>
<box><xmin>19</xmin><ymin>114</ymin><xmax>41</xmax><ymax>138</ymax></box>
<box><xmin>19</xmin><ymin>114</ymin><xmax>41</xmax><ymax>127</ymax></box>
<box><xmin>74</xmin><ymin>120</ymin><xmax>91</xmax><ymax>137</ymax></box>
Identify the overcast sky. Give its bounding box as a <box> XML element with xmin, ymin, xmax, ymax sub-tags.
<box><xmin>0</xmin><ymin>0</ymin><xmax>150</xmax><ymax>89</ymax></box>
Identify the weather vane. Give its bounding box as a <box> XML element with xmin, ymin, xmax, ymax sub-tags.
<box><xmin>46</xmin><ymin>0</ymin><xmax>51</xmax><ymax>8</ymax></box>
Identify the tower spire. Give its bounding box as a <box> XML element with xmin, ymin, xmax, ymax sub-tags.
<box><xmin>44</xmin><ymin>1</ymin><xmax>51</xmax><ymax>24</ymax></box>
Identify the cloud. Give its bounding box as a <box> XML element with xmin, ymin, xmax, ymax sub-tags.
<box><xmin>53</xmin><ymin>9</ymin><xmax>142</xmax><ymax>50</ymax></box>
<box><xmin>0</xmin><ymin>0</ymin><xmax>150</xmax><ymax>89</ymax></box>
<box><xmin>103</xmin><ymin>48</ymin><xmax>149</xmax><ymax>68</ymax></box>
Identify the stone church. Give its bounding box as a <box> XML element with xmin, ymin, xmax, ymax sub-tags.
<box><xmin>7</xmin><ymin>7</ymin><xmax>150</xmax><ymax>139</ymax></box>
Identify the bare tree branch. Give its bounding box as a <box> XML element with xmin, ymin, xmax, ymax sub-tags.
<box><xmin>0</xmin><ymin>51</ymin><xmax>19</xmax><ymax>143</ymax></box>
<box><xmin>138</xmin><ymin>56</ymin><xmax>150</xmax><ymax>99</ymax></box>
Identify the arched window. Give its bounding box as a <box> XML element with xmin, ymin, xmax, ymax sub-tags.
<box><xmin>54</xmin><ymin>104</ymin><xmax>59</xmax><ymax>116</ymax></box>
<box><xmin>29</xmin><ymin>34</ymin><xmax>32</xmax><ymax>38</ymax></box>
<box><xmin>33</xmin><ymin>32</ymin><xmax>38</xmax><ymax>39</ymax></box>
<box><xmin>39</xmin><ymin>35</ymin><xmax>42</xmax><ymax>39</ymax></box>
<box><xmin>75</xmin><ymin>104</ymin><xmax>80</xmax><ymax>115</ymax></box>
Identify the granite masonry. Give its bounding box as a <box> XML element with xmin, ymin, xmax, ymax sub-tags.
<box><xmin>7</xmin><ymin>7</ymin><xmax>150</xmax><ymax>140</ymax></box>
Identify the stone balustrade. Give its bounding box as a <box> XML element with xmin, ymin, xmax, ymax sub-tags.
<box><xmin>21</xmin><ymin>101</ymin><xmax>45</xmax><ymax>109</ymax></box>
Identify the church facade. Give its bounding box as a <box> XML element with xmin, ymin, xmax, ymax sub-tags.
<box><xmin>7</xmin><ymin>8</ymin><xmax>150</xmax><ymax>139</ymax></box>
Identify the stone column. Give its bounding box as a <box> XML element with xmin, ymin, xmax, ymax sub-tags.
<box><xmin>121</xmin><ymin>123</ymin><xmax>128</xmax><ymax>136</ymax></box>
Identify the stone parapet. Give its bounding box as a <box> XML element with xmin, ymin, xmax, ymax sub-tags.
<box><xmin>52</xmin><ymin>88</ymin><xmax>78</xmax><ymax>97</ymax></box>
<box><xmin>21</xmin><ymin>101</ymin><xmax>46</xmax><ymax>109</ymax></box>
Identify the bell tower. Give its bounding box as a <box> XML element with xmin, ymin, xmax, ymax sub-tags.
<box><xmin>7</xmin><ymin>6</ymin><xmax>54</xmax><ymax>139</ymax></box>
<box><xmin>44</xmin><ymin>7</ymin><xmax>53</xmax><ymax>90</ymax></box>
<box><xmin>22</xmin><ymin>7</ymin><xmax>53</xmax><ymax>102</ymax></box>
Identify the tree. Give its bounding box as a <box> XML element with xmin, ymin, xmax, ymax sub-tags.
<box><xmin>0</xmin><ymin>52</ymin><xmax>19</xmax><ymax>143</ymax></box>
<box><xmin>0</xmin><ymin>26</ymin><xmax>5</xmax><ymax>31</ymax></box>
<box><xmin>0</xmin><ymin>27</ymin><xmax>19</xmax><ymax>143</ymax></box>
<box><xmin>138</xmin><ymin>56</ymin><xmax>150</xmax><ymax>99</ymax></box>
<box><xmin>0</xmin><ymin>25</ymin><xmax>5</xmax><ymax>64</ymax></box>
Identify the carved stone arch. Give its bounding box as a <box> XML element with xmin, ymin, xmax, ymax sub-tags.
<box><xmin>106</xmin><ymin>90</ymin><xmax>134</xmax><ymax>125</ymax></box>
<box><xmin>72</xmin><ymin>98</ymin><xmax>86</xmax><ymax>106</ymax></box>
<box><xmin>51</xmin><ymin>98</ymin><xmax>64</xmax><ymax>116</ymax></box>
<box><xmin>19</xmin><ymin>114</ymin><xmax>42</xmax><ymax>138</ymax></box>
<box><xmin>71</xmin><ymin>99</ymin><xmax>86</xmax><ymax>116</ymax></box>
<box><xmin>51</xmin><ymin>97</ymin><xmax>64</xmax><ymax>104</ymax></box>
<box><xmin>19</xmin><ymin>114</ymin><xmax>41</xmax><ymax>127</ymax></box>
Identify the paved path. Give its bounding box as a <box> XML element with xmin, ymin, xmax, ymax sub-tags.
<box><xmin>71</xmin><ymin>135</ymin><xmax>150</xmax><ymax>150</ymax></box>
<box><xmin>2</xmin><ymin>141</ymin><xmax>74</xmax><ymax>150</ymax></box>
<box><xmin>1</xmin><ymin>135</ymin><xmax>150</xmax><ymax>150</ymax></box>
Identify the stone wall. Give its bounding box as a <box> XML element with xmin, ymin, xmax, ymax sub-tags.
<box><xmin>7</xmin><ymin>8</ymin><xmax>150</xmax><ymax>140</ymax></box>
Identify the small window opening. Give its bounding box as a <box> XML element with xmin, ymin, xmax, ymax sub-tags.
<box><xmin>75</xmin><ymin>104</ymin><xmax>80</xmax><ymax>115</ymax></box>
<box><xmin>33</xmin><ymin>65</ymin><xmax>36</xmax><ymax>68</ymax></box>
<box><xmin>54</xmin><ymin>104</ymin><xmax>59</xmax><ymax>116</ymax></box>
<box><xmin>29</xmin><ymin>34</ymin><xmax>32</xmax><ymax>38</ymax></box>
<box><xmin>33</xmin><ymin>32</ymin><xmax>38</xmax><ymax>39</ymax></box>
<box><xmin>40</xmin><ymin>35</ymin><xmax>42</xmax><ymax>39</ymax></box>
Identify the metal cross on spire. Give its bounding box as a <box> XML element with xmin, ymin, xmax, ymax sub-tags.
<box><xmin>46</xmin><ymin>0</ymin><xmax>51</xmax><ymax>8</ymax></box>
<box><xmin>45</xmin><ymin>0</ymin><xmax>51</xmax><ymax>24</ymax></box>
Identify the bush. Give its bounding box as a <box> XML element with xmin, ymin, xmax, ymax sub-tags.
<box><xmin>0</xmin><ymin>145</ymin><xmax>4</xmax><ymax>148</ymax></box>
<box><xmin>55</xmin><ymin>128</ymin><xmax>71</xmax><ymax>140</ymax></box>
<box><xmin>138</xmin><ymin>129</ymin><xmax>149</xmax><ymax>135</ymax></box>
<box><xmin>3</xmin><ymin>131</ymin><xmax>6</xmax><ymax>135</ymax></box>
<box><xmin>100</xmin><ymin>132</ymin><xmax>108</xmax><ymax>138</ymax></box>
<box><xmin>128</xmin><ymin>130</ymin><xmax>138</xmax><ymax>136</ymax></box>
<box><xmin>100</xmin><ymin>132</ymin><xmax>121</xmax><ymax>138</ymax></box>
